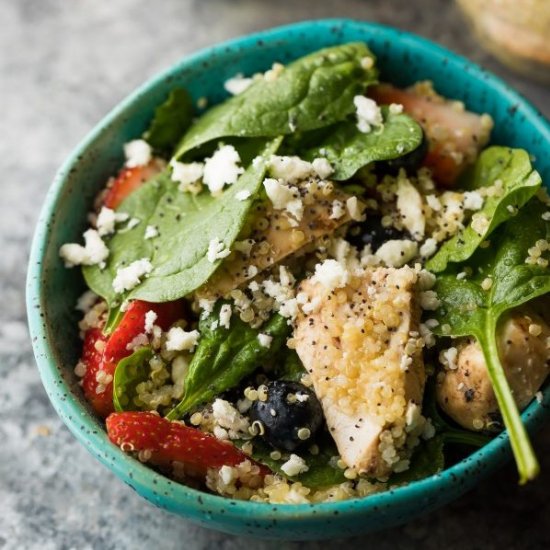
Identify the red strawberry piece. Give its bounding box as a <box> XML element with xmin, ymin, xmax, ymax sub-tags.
<box><xmin>103</xmin><ymin>161</ymin><xmax>162</xmax><ymax>210</ymax></box>
<box><xmin>106</xmin><ymin>411</ymin><xmax>271</xmax><ymax>477</ymax></box>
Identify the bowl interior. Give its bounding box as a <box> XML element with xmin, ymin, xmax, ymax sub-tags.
<box><xmin>27</xmin><ymin>19</ymin><xmax>550</xmax><ymax>540</ymax></box>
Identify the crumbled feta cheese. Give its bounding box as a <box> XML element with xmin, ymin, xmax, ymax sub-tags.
<box><xmin>330</xmin><ymin>200</ymin><xmax>346</xmax><ymax>220</ymax></box>
<box><xmin>281</xmin><ymin>454</ymin><xmax>309</xmax><ymax>477</ymax></box>
<box><xmin>235</xmin><ymin>190</ymin><xmax>251</xmax><ymax>201</ymax></box>
<box><xmin>463</xmin><ymin>191</ymin><xmax>484</xmax><ymax>211</ymax></box>
<box><xmin>346</xmin><ymin>196</ymin><xmax>365</xmax><ymax>222</ymax></box>
<box><xmin>112</xmin><ymin>258</ymin><xmax>153</xmax><ymax>293</ymax></box>
<box><xmin>263</xmin><ymin>178</ymin><xmax>303</xmax><ymax>221</ymax></box>
<box><xmin>375</xmin><ymin>240</ymin><xmax>418</xmax><ymax>268</ymax></box>
<box><xmin>124</xmin><ymin>139</ymin><xmax>152</xmax><ymax>168</ymax></box>
<box><xmin>165</xmin><ymin>327</ymin><xmax>200</xmax><ymax>352</ymax></box>
<box><xmin>75</xmin><ymin>290</ymin><xmax>98</xmax><ymax>313</ymax></box>
<box><xmin>354</xmin><ymin>95</ymin><xmax>383</xmax><ymax>133</ymax></box>
<box><xmin>419</xmin><ymin>238</ymin><xmax>437</xmax><ymax>258</ymax></box>
<box><xmin>311</xmin><ymin>158</ymin><xmax>333</xmax><ymax>179</ymax></box>
<box><xmin>426</xmin><ymin>194</ymin><xmax>441</xmax><ymax>212</ymax></box>
<box><xmin>312</xmin><ymin>259</ymin><xmax>348</xmax><ymax>291</ymax></box>
<box><xmin>170</xmin><ymin>160</ymin><xmax>204</xmax><ymax>191</ymax></box>
<box><xmin>144</xmin><ymin>310</ymin><xmax>158</xmax><ymax>334</ymax></box>
<box><xmin>59</xmin><ymin>229</ymin><xmax>109</xmax><ymax>268</ymax></box>
<box><xmin>439</xmin><ymin>347</ymin><xmax>459</xmax><ymax>370</ymax></box>
<box><xmin>126</xmin><ymin>332</ymin><xmax>149</xmax><ymax>352</ymax></box>
<box><xmin>198</xmin><ymin>297</ymin><xmax>217</xmax><ymax>317</ymax></box>
<box><xmin>257</xmin><ymin>333</ymin><xmax>272</xmax><ymax>348</ymax></box>
<box><xmin>389</xmin><ymin>103</ymin><xmax>404</xmax><ymax>114</ymax></box>
<box><xmin>144</xmin><ymin>225</ymin><xmax>159</xmax><ymax>240</ymax></box>
<box><xmin>471</xmin><ymin>213</ymin><xmax>490</xmax><ymax>236</ymax></box>
<box><xmin>212</xmin><ymin>398</ymin><xmax>250</xmax><ymax>436</ymax></box>
<box><xmin>264</xmin><ymin>62</ymin><xmax>284</xmax><ymax>82</ymax></box>
<box><xmin>396</xmin><ymin>178</ymin><xmax>425</xmax><ymax>238</ymax></box>
<box><xmin>203</xmin><ymin>145</ymin><xmax>243</xmax><ymax>194</ymax></box>
<box><xmin>207</xmin><ymin>238</ymin><xmax>231</xmax><ymax>263</ymax></box>
<box><xmin>417</xmin><ymin>269</ymin><xmax>436</xmax><ymax>290</ymax></box>
<box><xmin>268</xmin><ymin>155</ymin><xmax>313</xmax><ymax>183</ymax></box>
<box><xmin>126</xmin><ymin>218</ymin><xmax>140</xmax><ymax>230</ymax></box>
<box><xmin>535</xmin><ymin>391</ymin><xmax>544</xmax><ymax>404</ymax></box>
<box><xmin>219</xmin><ymin>304</ymin><xmax>232</xmax><ymax>329</ymax></box>
<box><xmin>224</xmin><ymin>74</ymin><xmax>253</xmax><ymax>95</ymax></box>
<box><xmin>96</xmin><ymin>207</ymin><xmax>129</xmax><ymax>236</ymax></box>
<box><xmin>420</xmin><ymin>290</ymin><xmax>441</xmax><ymax>311</ymax></box>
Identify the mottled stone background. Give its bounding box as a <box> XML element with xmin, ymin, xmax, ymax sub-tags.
<box><xmin>1</xmin><ymin>0</ymin><xmax>548</xmax><ymax>548</ymax></box>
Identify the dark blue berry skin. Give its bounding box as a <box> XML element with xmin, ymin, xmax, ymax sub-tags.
<box><xmin>249</xmin><ymin>381</ymin><xmax>323</xmax><ymax>452</ymax></box>
<box><xmin>346</xmin><ymin>214</ymin><xmax>410</xmax><ymax>251</ymax></box>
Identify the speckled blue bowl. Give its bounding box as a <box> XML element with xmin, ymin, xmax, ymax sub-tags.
<box><xmin>27</xmin><ymin>19</ymin><xmax>550</xmax><ymax>540</ymax></box>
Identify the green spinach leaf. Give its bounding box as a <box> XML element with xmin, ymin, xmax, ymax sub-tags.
<box><xmin>83</xmin><ymin>138</ymin><xmax>281</xmax><ymax>306</ymax></box>
<box><xmin>427</xmin><ymin>147</ymin><xmax>541</xmax><ymax>272</ymax></box>
<box><xmin>302</xmin><ymin>109</ymin><xmax>423</xmax><ymax>180</ymax></box>
<box><xmin>243</xmin><ymin>435</ymin><xmax>347</xmax><ymax>489</ymax></box>
<box><xmin>432</xmin><ymin>199</ymin><xmax>550</xmax><ymax>483</ymax></box>
<box><xmin>173</xmin><ymin>43</ymin><xmax>377</xmax><ymax>158</ymax></box>
<box><xmin>274</xmin><ymin>350</ymin><xmax>307</xmax><ymax>383</ymax></box>
<box><xmin>166</xmin><ymin>306</ymin><xmax>290</xmax><ymax>420</ymax></box>
<box><xmin>113</xmin><ymin>346</ymin><xmax>154</xmax><ymax>412</ymax></box>
<box><xmin>144</xmin><ymin>89</ymin><xmax>194</xmax><ymax>153</ymax></box>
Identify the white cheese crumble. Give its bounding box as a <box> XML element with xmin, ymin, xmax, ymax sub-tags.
<box><xmin>112</xmin><ymin>258</ymin><xmax>153</xmax><ymax>293</ymax></box>
<box><xmin>420</xmin><ymin>290</ymin><xmax>441</xmax><ymax>311</ymax></box>
<box><xmin>170</xmin><ymin>160</ymin><xmax>204</xmax><ymax>192</ymax></box>
<box><xmin>346</xmin><ymin>196</ymin><xmax>365</xmax><ymax>222</ymax></box>
<box><xmin>124</xmin><ymin>139</ymin><xmax>152</xmax><ymax>168</ymax></box>
<box><xmin>419</xmin><ymin>238</ymin><xmax>437</xmax><ymax>258</ymax></box>
<box><xmin>389</xmin><ymin>103</ymin><xmax>404</xmax><ymax>114</ymax></box>
<box><xmin>144</xmin><ymin>225</ymin><xmax>159</xmax><ymax>240</ymax></box>
<box><xmin>96</xmin><ymin>207</ymin><xmax>129</xmax><ymax>236</ymax></box>
<box><xmin>268</xmin><ymin>155</ymin><xmax>312</xmax><ymax>183</ymax></box>
<box><xmin>263</xmin><ymin>178</ymin><xmax>303</xmax><ymax>222</ymax></box>
<box><xmin>396</xmin><ymin>178</ymin><xmax>425</xmax><ymax>238</ymax></box>
<box><xmin>439</xmin><ymin>347</ymin><xmax>459</xmax><ymax>370</ymax></box>
<box><xmin>330</xmin><ymin>200</ymin><xmax>346</xmax><ymax>220</ymax></box>
<box><xmin>463</xmin><ymin>191</ymin><xmax>484</xmax><ymax>211</ymax></box>
<box><xmin>264</xmin><ymin>62</ymin><xmax>284</xmax><ymax>82</ymax></box>
<box><xmin>235</xmin><ymin>190</ymin><xmax>251</xmax><ymax>201</ymax></box>
<box><xmin>219</xmin><ymin>304</ymin><xmax>232</xmax><ymax>329</ymax></box>
<box><xmin>280</xmin><ymin>454</ymin><xmax>309</xmax><ymax>477</ymax></box>
<box><xmin>207</xmin><ymin>238</ymin><xmax>231</xmax><ymax>263</ymax></box>
<box><xmin>203</xmin><ymin>144</ymin><xmax>243</xmax><ymax>194</ymax></box>
<box><xmin>375</xmin><ymin>239</ymin><xmax>418</xmax><ymax>268</ymax></box>
<box><xmin>211</xmin><ymin>398</ymin><xmax>250</xmax><ymax>437</ymax></box>
<box><xmin>471</xmin><ymin>213</ymin><xmax>490</xmax><ymax>236</ymax></box>
<box><xmin>257</xmin><ymin>333</ymin><xmax>273</xmax><ymax>348</ymax></box>
<box><xmin>144</xmin><ymin>310</ymin><xmax>158</xmax><ymax>334</ymax></box>
<box><xmin>59</xmin><ymin>229</ymin><xmax>109</xmax><ymax>268</ymax></box>
<box><xmin>311</xmin><ymin>259</ymin><xmax>348</xmax><ymax>291</ymax></box>
<box><xmin>224</xmin><ymin>74</ymin><xmax>253</xmax><ymax>95</ymax></box>
<box><xmin>75</xmin><ymin>290</ymin><xmax>98</xmax><ymax>313</ymax></box>
<box><xmin>311</xmin><ymin>157</ymin><xmax>333</xmax><ymax>179</ymax></box>
<box><xmin>165</xmin><ymin>327</ymin><xmax>200</xmax><ymax>352</ymax></box>
<box><xmin>353</xmin><ymin>95</ymin><xmax>383</xmax><ymax>133</ymax></box>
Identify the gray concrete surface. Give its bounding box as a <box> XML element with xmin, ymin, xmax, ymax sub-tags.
<box><xmin>1</xmin><ymin>0</ymin><xmax>549</xmax><ymax>548</ymax></box>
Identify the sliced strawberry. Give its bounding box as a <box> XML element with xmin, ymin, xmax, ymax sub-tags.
<box><xmin>103</xmin><ymin>299</ymin><xmax>183</xmax><ymax>363</ymax></box>
<box><xmin>80</xmin><ymin>327</ymin><xmax>115</xmax><ymax>418</ymax></box>
<box><xmin>106</xmin><ymin>411</ymin><xmax>270</xmax><ymax>478</ymax></box>
<box><xmin>369</xmin><ymin>83</ymin><xmax>492</xmax><ymax>186</ymax></box>
<box><xmin>103</xmin><ymin>161</ymin><xmax>162</xmax><ymax>209</ymax></box>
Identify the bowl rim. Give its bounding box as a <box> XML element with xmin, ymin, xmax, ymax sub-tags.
<box><xmin>26</xmin><ymin>18</ymin><xmax>550</xmax><ymax>523</ymax></box>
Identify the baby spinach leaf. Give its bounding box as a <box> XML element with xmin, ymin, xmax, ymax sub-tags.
<box><xmin>275</xmin><ymin>350</ymin><xmax>307</xmax><ymax>383</ymax></box>
<box><xmin>427</xmin><ymin>147</ymin><xmax>541</xmax><ymax>272</ymax></box>
<box><xmin>243</xmin><ymin>435</ymin><xmax>347</xmax><ymax>489</ymax></box>
<box><xmin>83</xmin><ymin>138</ymin><xmax>281</xmax><ymax>307</ymax></box>
<box><xmin>144</xmin><ymin>89</ymin><xmax>194</xmax><ymax>154</ymax></box>
<box><xmin>165</xmin><ymin>306</ymin><xmax>290</xmax><ymax>420</ymax></box>
<box><xmin>302</xmin><ymin>109</ymin><xmax>423</xmax><ymax>180</ymax></box>
<box><xmin>173</xmin><ymin>43</ymin><xmax>377</xmax><ymax>158</ymax></box>
<box><xmin>432</xmin><ymin>199</ymin><xmax>550</xmax><ymax>483</ymax></box>
<box><xmin>113</xmin><ymin>346</ymin><xmax>154</xmax><ymax>412</ymax></box>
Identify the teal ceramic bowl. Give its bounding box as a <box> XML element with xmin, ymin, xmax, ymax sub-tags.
<box><xmin>27</xmin><ymin>19</ymin><xmax>550</xmax><ymax>540</ymax></box>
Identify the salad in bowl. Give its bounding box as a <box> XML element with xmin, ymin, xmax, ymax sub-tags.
<box><xmin>57</xmin><ymin>42</ymin><xmax>550</xmax><ymax>505</ymax></box>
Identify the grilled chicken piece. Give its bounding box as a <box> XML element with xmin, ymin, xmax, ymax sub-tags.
<box><xmin>198</xmin><ymin>184</ymin><xmax>359</xmax><ymax>299</ymax></box>
<box><xmin>293</xmin><ymin>266</ymin><xmax>425</xmax><ymax>478</ymax></box>
<box><xmin>437</xmin><ymin>299</ymin><xmax>550</xmax><ymax>431</ymax></box>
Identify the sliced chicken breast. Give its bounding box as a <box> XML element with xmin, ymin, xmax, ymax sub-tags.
<box><xmin>293</xmin><ymin>266</ymin><xmax>425</xmax><ymax>478</ymax></box>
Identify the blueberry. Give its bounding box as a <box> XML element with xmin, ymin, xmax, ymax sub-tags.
<box><xmin>249</xmin><ymin>381</ymin><xmax>323</xmax><ymax>452</ymax></box>
<box><xmin>378</xmin><ymin>129</ymin><xmax>428</xmax><ymax>176</ymax></box>
<box><xmin>346</xmin><ymin>213</ymin><xmax>410</xmax><ymax>251</ymax></box>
